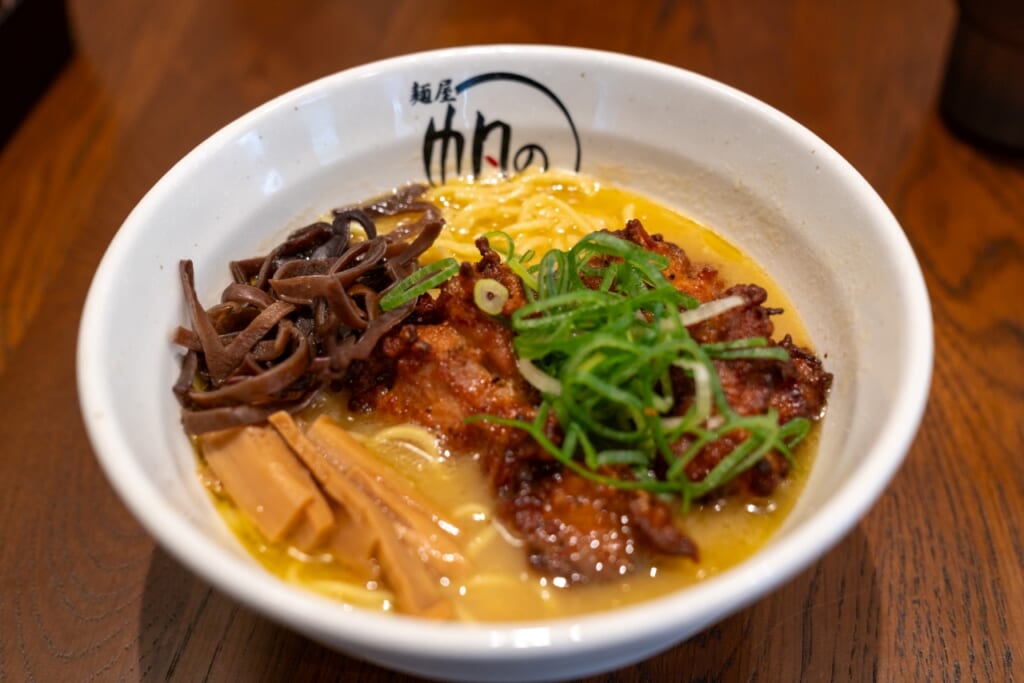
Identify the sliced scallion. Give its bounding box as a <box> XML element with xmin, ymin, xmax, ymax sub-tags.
<box><xmin>379</xmin><ymin>257</ymin><xmax>459</xmax><ymax>311</ymax></box>
<box><xmin>474</xmin><ymin>278</ymin><xmax>509</xmax><ymax>315</ymax></box>
<box><xmin>469</xmin><ymin>231</ymin><xmax>811</xmax><ymax>510</ymax></box>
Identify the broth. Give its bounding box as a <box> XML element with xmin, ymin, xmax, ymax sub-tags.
<box><xmin>199</xmin><ymin>171</ymin><xmax>820</xmax><ymax>621</ymax></box>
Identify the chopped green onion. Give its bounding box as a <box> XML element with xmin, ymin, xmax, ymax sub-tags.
<box><xmin>469</xmin><ymin>231</ymin><xmax>812</xmax><ymax>510</ymax></box>
<box><xmin>474</xmin><ymin>278</ymin><xmax>509</xmax><ymax>315</ymax></box>
<box><xmin>483</xmin><ymin>230</ymin><xmax>538</xmax><ymax>292</ymax></box>
<box><xmin>708</xmin><ymin>347</ymin><xmax>791</xmax><ymax>361</ymax></box>
<box><xmin>701</xmin><ymin>336</ymin><xmax>791</xmax><ymax>362</ymax></box>
<box><xmin>595</xmin><ymin>449</ymin><xmax>650</xmax><ymax>467</ymax></box>
<box><xmin>379</xmin><ymin>257</ymin><xmax>459</xmax><ymax>311</ymax></box>
<box><xmin>676</xmin><ymin>294</ymin><xmax>746</xmax><ymax>326</ymax></box>
<box><xmin>672</xmin><ymin>359</ymin><xmax>711</xmax><ymax>426</ymax></box>
<box><xmin>516</xmin><ymin>357</ymin><xmax>562</xmax><ymax>396</ymax></box>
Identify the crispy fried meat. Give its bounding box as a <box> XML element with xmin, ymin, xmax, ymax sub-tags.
<box><xmin>347</xmin><ymin>238</ymin><xmax>697</xmax><ymax>580</ymax></box>
<box><xmin>611</xmin><ymin>219</ymin><xmax>726</xmax><ymax>303</ymax></box>
<box><xmin>495</xmin><ymin>457</ymin><xmax>697</xmax><ymax>581</ymax></box>
<box><xmin>613</xmin><ymin>223</ymin><xmax>833</xmax><ymax>498</ymax></box>
<box><xmin>346</xmin><ymin>241</ymin><xmax>539</xmax><ymax>451</ymax></box>
<box><xmin>348</xmin><ymin>223</ymin><xmax>831</xmax><ymax>581</ymax></box>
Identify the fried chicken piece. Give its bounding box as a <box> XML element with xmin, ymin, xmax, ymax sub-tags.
<box><xmin>612</xmin><ymin>219</ymin><xmax>726</xmax><ymax>303</ymax></box>
<box><xmin>350</xmin><ymin>223</ymin><xmax>831</xmax><ymax>579</ymax></box>
<box><xmin>348</xmin><ymin>239</ymin><xmax>698</xmax><ymax>581</ymax></box>
<box><xmin>347</xmin><ymin>242</ymin><xmax>539</xmax><ymax>451</ymax></box>
<box><xmin>494</xmin><ymin>458</ymin><xmax>697</xmax><ymax>580</ymax></box>
<box><xmin>612</xmin><ymin>222</ymin><xmax>832</xmax><ymax>498</ymax></box>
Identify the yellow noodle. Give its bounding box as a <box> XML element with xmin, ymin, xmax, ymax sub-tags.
<box><xmin>464</xmin><ymin>573</ymin><xmax>538</xmax><ymax>594</ymax></box>
<box><xmin>205</xmin><ymin>169</ymin><xmax>819</xmax><ymax>622</ymax></box>
<box><xmin>366</xmin><ymin>425</ymin><xmax>443</xmax><ymax>465</ymax></box>
<box><xmin>304</xmin><ymin>579</ymin><xmax>395</xmax><ymax>608</ymax></box>
<box><xmin>449</xmin><ymin>502</ymin><xmax>491</xmax><ymax>523</ymax></box>
<box><xmin>452</xmin><ymin>573</ymin><xmax>554</xmax><ymax>622</ymax></box>
<box><xmin>462</xmin><ymin>526</ymin><xmax>500</xmax><ymax>559</ymax></box>
<box><xmin>429</xmin><ymin>242</ymin><xmax>487</xmax><ymax>263</ymax></box>
<box><xmin>421</xmin><ymin>169</ymin><xmax>605</xmax><ymax>265</ymax></box>
<box><xmin>518</xmin><ymin>194</ymin><xmax>594</xmax><ymax>232</ymax></box>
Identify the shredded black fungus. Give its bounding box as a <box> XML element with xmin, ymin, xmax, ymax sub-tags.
<box><xmin>174</xmin><ymin>185</ymin><xmax>443</xmax><ymax>434</ymax></box>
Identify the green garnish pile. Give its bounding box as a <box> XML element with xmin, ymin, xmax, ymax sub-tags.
<box><xmin>472</xmin><ymin>230</ymin><xmax>811</xmax><ymax>510</ymax></box>
<box><xmin>380</xmin><ymin>257</ymin><xmax>460</xmax><ymax>312</ymax></box>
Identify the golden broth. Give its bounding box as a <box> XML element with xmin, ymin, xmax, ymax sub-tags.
<box><xmin>423</xmin><ymin>171</ymin><xmax>808</xmax><ymax>345</ymax></box>
<box><xmin>202</xmin><ymin>170</ymin><xmax>819</xmax><ymax>621</ymax></box>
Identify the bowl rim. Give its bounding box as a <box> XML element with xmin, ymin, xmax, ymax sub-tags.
<box><xmin>77</xmin><ymin>44</ymin><xmax>933</xmax><ymax>662</ymax></box>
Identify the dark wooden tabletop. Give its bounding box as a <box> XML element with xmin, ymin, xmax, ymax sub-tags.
<box><xmin>2</xmin><ymin>1</ymin><xmax>1022</xmax><ymax>681</ymax></box>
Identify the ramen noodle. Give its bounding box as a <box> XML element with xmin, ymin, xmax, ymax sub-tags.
<box><xmin>176</xmin><ymin>170</ymin><xmax>831</xmax><ymax>621</ymax></box>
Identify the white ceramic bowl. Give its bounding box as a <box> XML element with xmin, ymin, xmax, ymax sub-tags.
<box><xmin>77</xmin><ymin>46</ymin><xmax>932</xmax><ymax>682</ymax></box>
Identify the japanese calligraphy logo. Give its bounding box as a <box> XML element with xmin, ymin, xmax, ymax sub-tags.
<box><xmin>410</xmin><ymin>72</ymin><xmax>582</xmax><ymax>185</ymax></box>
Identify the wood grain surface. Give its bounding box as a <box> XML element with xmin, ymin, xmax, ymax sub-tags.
<box><xmin>1</xmin><ymin>1</ymin><xmax>1021</xmax><ymax>681</ymax></box>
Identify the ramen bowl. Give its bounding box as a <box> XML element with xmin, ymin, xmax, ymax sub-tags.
<box><xmin>77</xmin><ymin>45</ymin><xmax>932</xmax><ymax>681</ymax></box>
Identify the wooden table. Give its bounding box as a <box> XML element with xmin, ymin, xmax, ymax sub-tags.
<box><xmin>2</xmin><ymin>1</ymin><xmax>1021</xmax><ymax>680</ymax></box>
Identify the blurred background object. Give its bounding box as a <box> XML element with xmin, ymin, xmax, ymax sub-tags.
<box><xmin>0</xmin><ymin>0</ymin><xmax>74</xmax><ymax>147</ymax></box>
<box><xmin>941</xmin><ymin>0</ymin><xmax>1024</xmax><ymax>150</ymax></box>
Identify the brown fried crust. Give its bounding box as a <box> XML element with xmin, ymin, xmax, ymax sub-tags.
<box><xmin>347</xmin><ymin>239</ymin><xmax>697</xmax><ymax>580</ymax></box>
<box><xmin>611</xmin><ymin>220</ymin><xmax>726</xmax><ymax>303</ymax></box>
<box><xmin>347</xmin><ymin>224</ymin><xmax>831</xmax><ymax>581</ymax></box>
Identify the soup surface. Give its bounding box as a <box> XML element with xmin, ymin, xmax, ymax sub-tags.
<box><xmin>191</xmin><ymin>170</ymin><xmax>824</xmax><ymax>621</ymax></box>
